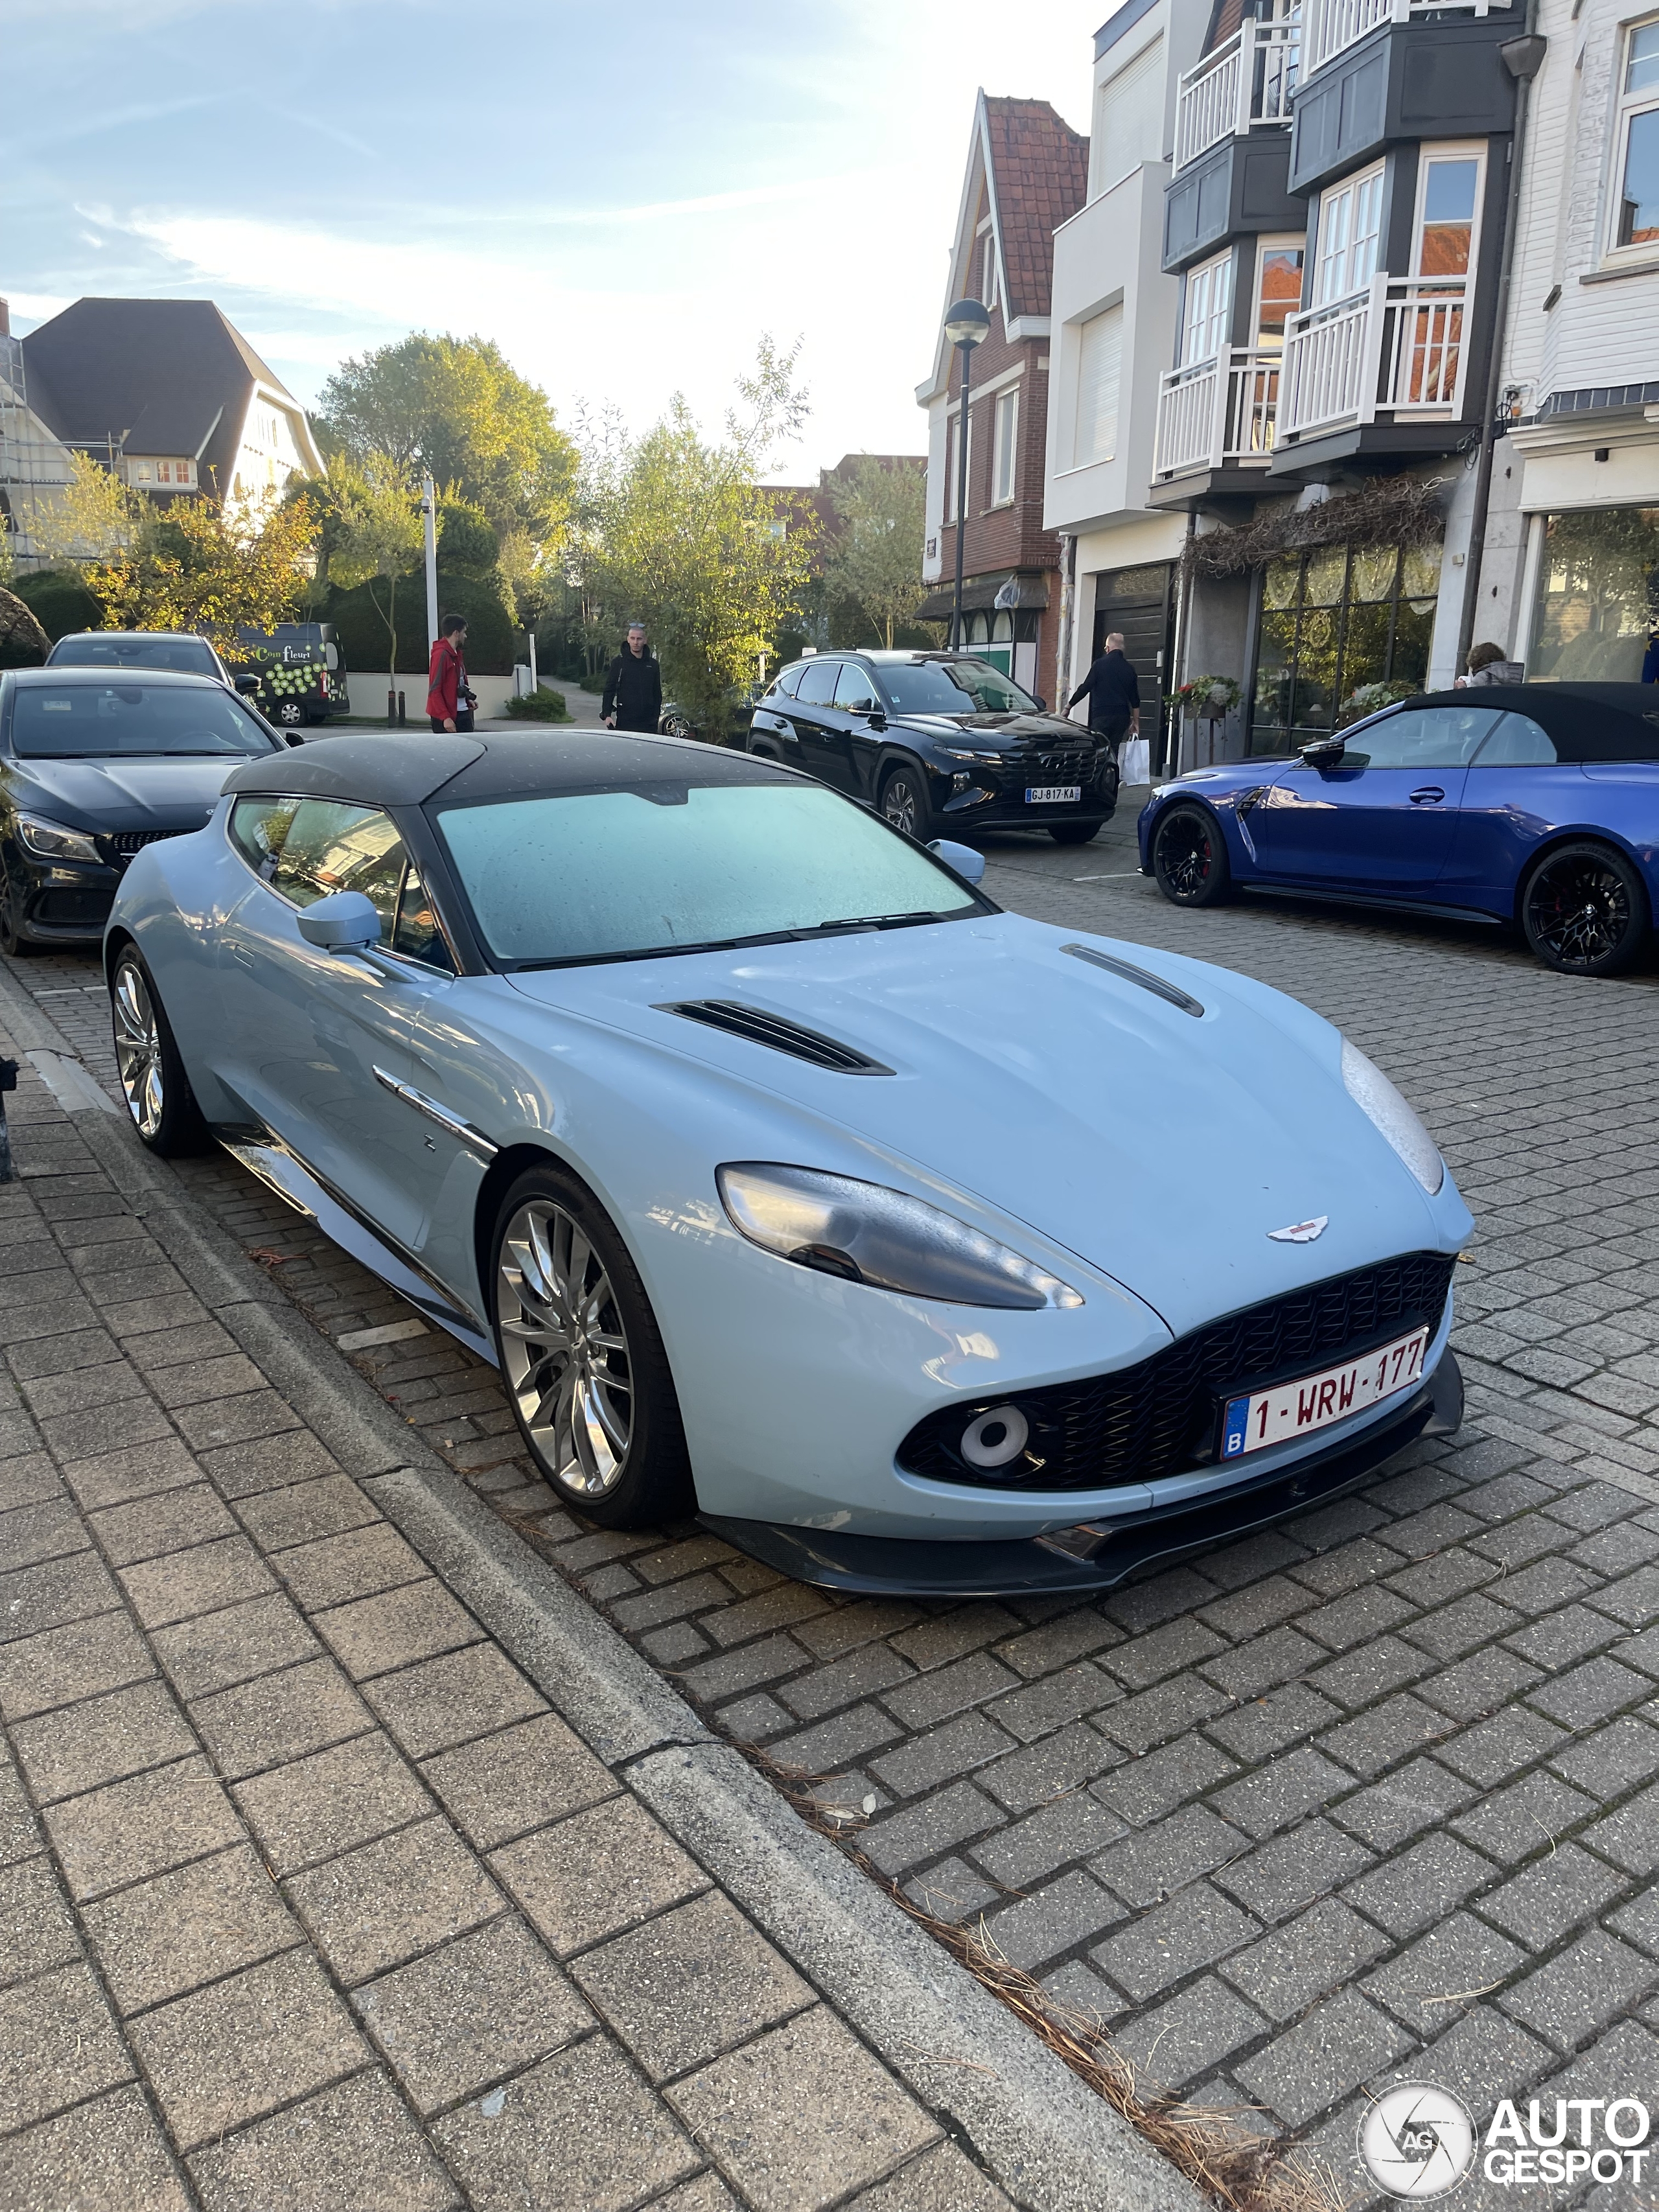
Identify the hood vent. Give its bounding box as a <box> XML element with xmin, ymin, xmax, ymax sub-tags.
<box><xmin>656</xmin><ymin>1000</ymin><xmax>894</xmax><ymax>1075</ymax></box>
<box><xmin>1062</xmin><ymin>943</ymin><xmax>1205</xmax><ymax>1018</ymax></box>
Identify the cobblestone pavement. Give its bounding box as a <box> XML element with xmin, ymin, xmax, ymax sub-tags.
<box><xmin>0</xmin><ymin>1027</ymin><xmax>1017</xmax><ymax>2211</ymax></box>
<box><xmin>8</xmin><ymin>798</ymin><xmax>1659</xmax><ymax>2207</ymax></box>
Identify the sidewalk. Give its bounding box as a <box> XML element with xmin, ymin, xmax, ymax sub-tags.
<box><xmin>0</xmin><ymin>992</ymin><xmax>1189</xmax><ymax>2212</ymax></box>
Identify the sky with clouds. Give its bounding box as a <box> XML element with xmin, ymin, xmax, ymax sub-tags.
<box><xmin>4</xmin><ymin>0</ymin><xmax>1100</xmax><ymax>481</ymax></box>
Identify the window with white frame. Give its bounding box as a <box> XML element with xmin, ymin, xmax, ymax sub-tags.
<box><xmin>1412</xmin><ymin>145</ymin><xmax>1483</xmax><ymax>277</ymax></box>
<box><xmin>991</xmin><ymin>387</ymin><xmax>1019</xmax><ymax>504</ymax></box>
<box><xmin>1253</xmin><ymin>237</ymin><xmax>1305</xmax><ymax>349</ymax></box>
<box><xmin>1182</xmin><ymin>252</ymin><xmax>1234</xmax><ymax>366</ymax></box>
<box><xmin>1315</xmin><ymin>164</ymin><xmax>1385</xmax><ymax>304</ymax></box>
<box><xmin>947</xmin><ymin>406</ymin><xmax>975</xmax><ymax>521</ymax></box>
<box><xmin>1073</xmin><ymin>305</ymin><xmax>1123</xmax><ymax>465</ymax></box>
<box><xmin>981</xmin><ymin>235</ymin><xmax>1000</xmax><ymax>310</ymax></box>
<box><xmin>1612</xmin><ymin>17</ymin><xmax>1659</xmax><ymax>251</ymax></box>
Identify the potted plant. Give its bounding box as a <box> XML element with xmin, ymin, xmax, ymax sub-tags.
<box><xmin>1168</xmin><ymin>675</ymin><xmax>1243</xmax><ymax>767</ymax></box>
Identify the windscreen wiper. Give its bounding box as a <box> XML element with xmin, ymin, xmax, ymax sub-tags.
<box><xmin>790</xmin><ymin>910</ymin><xmax>952</xmax><ymax>937</ymax></box>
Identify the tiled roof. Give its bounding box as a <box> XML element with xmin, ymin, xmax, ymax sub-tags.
<box><xmin>982</xmin><ymin>99</ymin><xmax>1089</xmax><ymax>321</ymax></box>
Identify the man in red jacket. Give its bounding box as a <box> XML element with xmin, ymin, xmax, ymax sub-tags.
<box><xmin>426</xmin><ymin>615</ymin><xmax>472</xmax><ymax>732</ymax></box>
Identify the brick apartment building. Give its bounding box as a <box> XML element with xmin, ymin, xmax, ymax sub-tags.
<box><xmin>916</xmin><ymin>95</ymin><xmax>1089</xmax><ymax>704</ymax></box>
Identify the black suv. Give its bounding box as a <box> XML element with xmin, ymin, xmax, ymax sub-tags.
<box><xmin>745</xmin><ymin>651</ymin><xmax>1117</xmax><ymax>844</ymax></box>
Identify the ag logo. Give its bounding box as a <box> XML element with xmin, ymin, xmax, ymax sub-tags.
<box><xmin>1359</xmin><ymin>2084</ymin><xmax>1476</xmax><ymax>2199</ymax></box>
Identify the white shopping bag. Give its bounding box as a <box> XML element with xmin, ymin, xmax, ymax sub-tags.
<box><xmin>1117</xmin><ymin>736</ymin><xmax>1150</xmax><ymax>786</ymax></box>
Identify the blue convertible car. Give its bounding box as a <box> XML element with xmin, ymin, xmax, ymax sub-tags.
<box><xmin>105</xmin><ymin>730</ymin><xmax>1471</xmax><ymax>1595</ymax></box>
<box><xmin>1141</xmin><ymin>684</ymin><xmax>1659</xmax><ymax>977</ymax></box>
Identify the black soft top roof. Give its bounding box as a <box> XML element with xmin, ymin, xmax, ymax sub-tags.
<box><xmin>220</xmin><ymin>730</ymin><xmax>796</xmax><ymax>808</ymax></box>
<box><xmin>1410</xmin><ymin>684</ymin><xmax>1659</xmax><ymax>763</ymax></box>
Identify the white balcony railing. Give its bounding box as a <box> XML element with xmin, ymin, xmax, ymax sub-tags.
<box><xmin>1303</xmin><ymin>0</ymin><xmax>1509</xmax><ymax>78</ymax></box>
<box><xmin>1154</xmin><ymin>347</ymin><xmax>1282</xmax><ymax>478</ymax></box>
<box><xmin>1173</xmin><ymin>17</ymin><xmax>1301</xmax><ymax>172</ymax></box>
<box><xmin>1279</xmin><ymin>274</ymin><xmax>1470</xmax><ymax>438</ymax></box>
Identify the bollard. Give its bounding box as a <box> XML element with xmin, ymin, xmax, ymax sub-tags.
<box><xmin>386</xmin><ymin>689</ymin><xmax>397</xmax><ymax>727</ymax></box>
<box><xmin>0</xmin><ymin>1058</ymin><xmax>16</xmax><ymax>1185</ymax></box>
<box><xmin>397</xmin><ymin>691</ymin><xmax>407</xmax><ymax>727</ymax></box>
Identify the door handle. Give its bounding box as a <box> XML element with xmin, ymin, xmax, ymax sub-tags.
<box><xmin>1408</xmin><ymin>787</ymin><xmax>1445</xmax><ymax>805</ymax></box>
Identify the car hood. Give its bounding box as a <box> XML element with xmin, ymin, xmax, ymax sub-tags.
<box><xmin>888</xmin><ymin>709</ymin><xmax>1095</xmax><ymax>747</ymax></box>
<box><xmin>6</xmin><ymin>756</ymin><xmax>238</xmax><ymax>832</ymax></box>
<box><xmin>505</xmin><ymin>914</ymin><xmax>1461</xmax><ymax>1338</ymax></box>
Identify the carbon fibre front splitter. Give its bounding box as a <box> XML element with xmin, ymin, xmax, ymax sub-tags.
<box><xmin>702</xmin><ymin>1353</ymin><xmax>1463</xmax><ymax>1598</ymax></box>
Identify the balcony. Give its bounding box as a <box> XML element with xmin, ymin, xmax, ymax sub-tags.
<box><xmin>1279</xmin><ymin>275</ymin><xmax>1468</xmax><ymax>442</ymax></box>
<box><xmin>1173</xmin><ymin>17</ymin><xmax>1300</xmax><ymax>172</ymax></box>
<box><xmin>1153</xmin><ymin>348</ymin><xmax>1281</xmax><ymax>481</ymax></box>
<box><xmin>1302</xmin><ymin>0</ymin><xmax>1509</xmax><ymax>79</ymax></box>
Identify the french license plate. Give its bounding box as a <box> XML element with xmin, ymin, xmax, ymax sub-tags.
<box><xmin>1220</xmin><ymin>1325</ymin><xmax>1429</xmax><ymax>1460</ymax></box>
<box><xmin>1027</xmin><ymin>785</ymin><xmax>1082</xmax><ymax>804</ymax></box>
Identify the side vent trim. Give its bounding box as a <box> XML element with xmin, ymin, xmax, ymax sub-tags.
<box><xmin>656</xmin><ymin>1000</ymin><xmax>895</xmax><ymax>1075</ymax></box>
<box><xmin>1062</xmin><ymin>943</ymin><xmax>1205</xmax><ymax>1018</ymax></box>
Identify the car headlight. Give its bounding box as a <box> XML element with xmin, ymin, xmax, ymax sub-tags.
<box><xmin>716</xmin><ymin>1163</ymin><xmax>1084</xmax><ymax>1310</ymax></box>
<box><xmin>937</xmin><ymin>747</ymin><xmax>1006</xmax><ymax>763</ymax></box>
<box><xmin>16</xmin><ymin>815</ymin><xmax>102</xmax><ymax>865</ymax></box>
<box><xmin>1341</xmin><ymin>1038</ymin><xmax>1444</xmax><ymax>1195</ymax></box>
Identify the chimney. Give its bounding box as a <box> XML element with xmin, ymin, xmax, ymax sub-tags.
<box><xmin>0</xmin><ymin>300</ymin><xmax>10</xmax><ymax>338</ymax></box>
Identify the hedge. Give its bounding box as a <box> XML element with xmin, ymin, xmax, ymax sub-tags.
<box><xmin>324</xmin><ymin>568</ymin><xmax>517</xmax><ymax>675</ymax></box>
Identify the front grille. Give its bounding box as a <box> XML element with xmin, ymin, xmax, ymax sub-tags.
<box><xmin>99</xmin><ymin>828</ymin><xmax>192</xmax><ymax>865</ymax></box>
<box><xmin>898</xmin><ymin>1250</ymin><xmax>1457</xmax><ymax>1492</ymax></box>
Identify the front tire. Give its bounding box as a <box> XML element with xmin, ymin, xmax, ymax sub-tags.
<box><xmin>491</xmin><ymin>1164</ymin><xmax>692</xmax><ymax>1528</ymax></box>
<box><xmin>1152</xmin><ymin>802</ymin><xmax>1233</xmax><ymax>907</ymax></box>
<box><xmin>0</xmin><ymin>852</ymin><xmax>35</xmax><ymax>957</ymax></box>
<box><xmin>1049</xmin><ymin>821</ymin><xmax>1104</xmax><ymax>846</ymax></box>
<box><xmin>1522</xmin><ymin>841</ymin><xmax>1649</xmax><ymax>976</ymax></box>
<box><xmin>110</xmin><ymin>946</ymin><xmax>207</xmax><ymax>1154</ymax></box>
<box><xmin>880</xmin><ymin>763</ymin><xmax>933</xmax><ymax>841</ymax></box>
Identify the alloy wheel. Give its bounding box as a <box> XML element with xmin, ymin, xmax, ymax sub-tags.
<box><xmin>1525</xmin><ymin>851</ymin><xmax>1634</xmax><ymax>972</ymax></box>
<box><xmin>882</xmin><ymin>774</ymin><xmax>920</xmax><ymax>834</ymax></box>
<box><xmin>112</xmin><ymin>959</ymin><xmax>165</xmax><ymax>1139</ymax></box>
<box><xmin>497</xmin><ymin>1199</ymin><xmax>634</xmax><ymax>1497</ymax></box>
<box><xmin>1157</xmin><ymin>811</ymin><xmax>1213</xmax><ymax>898</ymax></box>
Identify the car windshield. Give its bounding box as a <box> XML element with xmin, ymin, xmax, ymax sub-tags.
<box><xmin>435</xmin><ymin>782</ymin><xmax>980</xmax><ymax>968</ymax></box>
<box><xmin>9</xmin><ymin>683</ymin><xmax>275</xmax><ymax>759</ymax></box>
<box><xmin>879</xmin><ymin>659</ymin><xmax>1038</xmax><ymax>716</ymax></box>
<box><xmin>49</xmin><ymin>636</ymin><xmax>220</xmax><ymax>677</ymax></box>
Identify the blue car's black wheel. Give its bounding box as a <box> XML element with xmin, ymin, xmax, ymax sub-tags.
<box><xmin>491</xmin><ymin>1163</ymin><xmax>692</xmax><ymax>1528</ymax></box>
<box><xmin>1522</xmin><ymin>842</ymin><xmax>1649</xmax><ymax>977</ymax></box>
<box><xmin>1152</xmin><ymin>803</ymin><xmax>1231</xmax><ymax>907</ymax></box>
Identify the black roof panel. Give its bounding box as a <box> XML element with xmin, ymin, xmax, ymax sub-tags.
<box><xmin>219</xmin><ymin>730</ymin><xmax>796</xmax><ymax>810</ymax></box>
<box><xmin>1411</xmin><ymin>685</ymin><xmax>1659</xmax><ymax>763</ymax></box>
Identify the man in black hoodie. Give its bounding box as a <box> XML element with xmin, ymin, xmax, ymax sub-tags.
<box><xmin>602</xmin><ymin>623</ymin><xmax>663</xmax><ymax>732</ymax></box>
<box><xmin>1067</xmin><ymin>631</ymin><xmax>1141</xmax><ymax>754</ymax></box>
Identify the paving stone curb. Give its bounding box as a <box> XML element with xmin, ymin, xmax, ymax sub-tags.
<box><xmin>0</xmin><ymin>957</ymin><xmax>1201</xmax><ymax>2212</ymax></box>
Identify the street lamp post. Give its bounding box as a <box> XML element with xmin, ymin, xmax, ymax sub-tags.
<box><xmin>942</xmin><ymin>298</ymin><xmax>990</xmax><ymax>653</ymax></box>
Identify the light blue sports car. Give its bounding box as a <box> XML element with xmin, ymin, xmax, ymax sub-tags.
<box><xmin>104</xmin><ymin>731</ymin><xmax>1472</xmax><ymax>1596</ymax></box>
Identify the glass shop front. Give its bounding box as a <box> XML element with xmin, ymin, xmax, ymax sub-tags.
<box><xmin>1527</xmin><ymin>507</ymin><xmax>1659</xmax><ymax>683</ymax></box>
<box><xmin>1248</xmin><ymin>541</ymin><xmax>1443</xmax><ymax>755</ymax></box>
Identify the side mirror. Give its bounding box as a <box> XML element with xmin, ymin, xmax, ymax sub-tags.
<box><xmin>1299</xmin><ymin>736</ymin><xmax>1347</xmax><ymax>767</ymax></box>
<box><xmin>866</xmin><ymin>707</ymin><xmax>887</xmax><ymax>731</ymax></box>
<box><xmin>233</xmin><ymin>672</ymin><xmax>262</xmax><ymax>695</ymax></box>
<box><xmin>929</xmin><ymin>837</ymin><xmax>986</xmax><ymax>886</ymax></box>
<box><xmin>297</xmin><ymin>891</ymin><xmax>381</xmax><ymax>952</ymax></box>
<box><xmin>1033</xmin><ymin>696</ymin><xmax>1047</xmax><ymax>712</ymax></box>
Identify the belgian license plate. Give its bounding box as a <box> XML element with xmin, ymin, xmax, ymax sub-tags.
<box><xmin>1220</xmin><ymin>1325</ymin><xmax>1429</xmax><ymax>1460</ymax></box>
<box><xmin>1027</xmin><ymin>785</ymin><xmax>1082</xmax><ymax>804</ymax></box>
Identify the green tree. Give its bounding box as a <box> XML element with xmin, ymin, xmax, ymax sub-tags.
<box><xmin>316</xmin><ymin>334</ymin><xmax>576</xmax><ymax>540</ymax></box>
<box><xmin>581</xmin><ymin>340</ymin><xmax>818</xmax><ymax>737</ymax></box>
<box><xmin>327</xmin><ymin>457</ymin><xmax>424</xmax><ymax>678</ymax></box>
<box><xmin>823</xmin><ymin>457</ymin><xmax>927</xmax><ymax>649</ymax></box>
